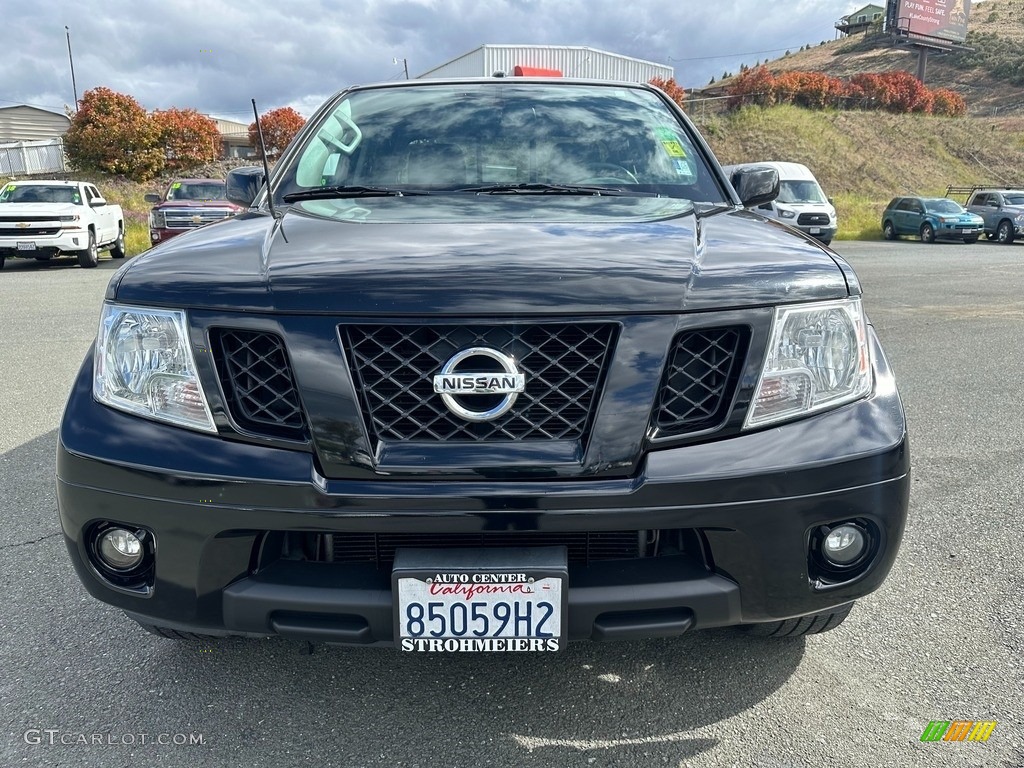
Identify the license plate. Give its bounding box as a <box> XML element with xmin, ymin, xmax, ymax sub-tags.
<box><xmin>16</xmin><ymin>241</ymin><xmax>36</xmax><ymax>251</ymax></box>
<box><xmin>393</xmin><ymin>547</ymin><xmax>567</xmax><ymax>652</ymax></box>
<box><xmin>809</xmin><ymin>227</ymin><xmax>821</xmax><ymax>234</ymax></box>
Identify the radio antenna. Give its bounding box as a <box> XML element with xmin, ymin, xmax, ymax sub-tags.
<box><xmin>251</xmin><ymin>98</ymin><xmax>279</xmax><ymax>220</ymax></box>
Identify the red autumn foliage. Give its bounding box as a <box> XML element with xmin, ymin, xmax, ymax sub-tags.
<box><xmin>649</xmin><ymin>77</ymin><xmax>687</xmax><ymax>109</ymax></box>
<box><xmin>151</xmin><ymin>108</ymin><xmax>221</xmax><ymax>172</ymax></box>
<box><xmin>248</xmin><ymin>107</ymin><xmax>306</xmax><ymax>160</ymax></box>
<box><xmin>727</xmin><ymin>67</ymin><xmax>966</xmax><ymax>117</ymax></box>
<box><xmin>931</xmin><ymin>87</ymin><xmax>967</xmax><ymax>117</ymax></box>
<box><xmin>727</xmin><ymin>66</ymin><xmax>777</xmax><ymax>108</ymax></box>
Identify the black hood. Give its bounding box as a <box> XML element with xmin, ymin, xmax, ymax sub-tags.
<box><xmin>112</xmin><ymin>196</ymin><xmax>850</xmax><ymax>314</ymax></box>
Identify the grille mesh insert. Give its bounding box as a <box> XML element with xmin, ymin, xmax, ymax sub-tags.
<box><xmin>653</xmin><ymin>327</ymin><xmax>746</xmax><ymax>437</ymax></box>
<box><xmin>214</xmin><ymin>329</ymin><xmax>306</xmax><ymax>438</ymax></box>
<box><xmin>342</xmin><ymin>323</ymin><xmax>616</xmax><ymax>443</ymax></box>
<box><xmin>331</xmin><ymin>530</ymin><xmax>642</xmax><ymax>567</ymax></box>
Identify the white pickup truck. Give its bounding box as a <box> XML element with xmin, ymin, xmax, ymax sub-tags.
<box><xmin>0</xmin><ymin>179</ymin><xmax>126</xmax><ymax>269</ymax></box>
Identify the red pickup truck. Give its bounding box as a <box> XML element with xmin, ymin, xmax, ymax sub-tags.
<box><xmin>145</xmin><ymin>178</ymin><xmax>243</xmax><ymax>244</ymax></box>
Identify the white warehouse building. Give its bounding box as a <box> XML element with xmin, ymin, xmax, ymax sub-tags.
<box><xmin>417</xmin><ymin>45</ymin><xmax>673</xmax><ymax>83</ymax></box>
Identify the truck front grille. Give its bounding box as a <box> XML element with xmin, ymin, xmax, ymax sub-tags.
<box><xmin>342</xmin><ymin>323</ymin><xmax>617</xmax><ymax>445</ymax></box>
<box><xmin>162</xmin><ymin>208</ymin><xmax>235</xmax><ymax>229</ymax></box>
<box><xmin>652</xmin><ymin>327</ymin><xmax>746</xmax><ymax>438</ymax></box>
<box><xmin>213</xmin><ymin>329</ymin><xmax>307</xmax><ymax>439</ymax></box>
<box><xmin>797</xmin><ymin>213</ymin><xmax>830</xmax><ymax>226</ymax></box>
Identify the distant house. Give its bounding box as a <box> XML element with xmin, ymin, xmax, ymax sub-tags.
<box><xmin>835</xmin><ymin>4</ymin><xmax>885</xmax><ymax>36</ymax></box>
<box><xmin>205</xmin><ymin>116</ymin><xmax>255</xmax><ymax>159</ymax></box>
<box><xmin>0</xmin><ymin>105</ymin><xmax>71</xmax><ymax>143</ymax></box>
<box><xmin>417</xmin><ymin>45</ymin><xmax>673</xmax><ymax>83</ymax></box>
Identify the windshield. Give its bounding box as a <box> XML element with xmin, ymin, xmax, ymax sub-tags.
<box><xmin>926</xmin><ymin>199</ymin><xmax>965</xmax><ymax>214</ymax></box>
<box><xmin>276</xmin><ymin>82</ymin><xmax>726</xmax><ymax>204</ymax></box>
<box><xmin>0</xmin><ymin>184</ymin><xmax>83</xmax><ymax>204</ymax></box>
<box><xmin>166</xmin><ymin>182</ymin><xmax>226</xmax><ymax>201</ymax></box>
<box><xmin>776</xmin><ymin>180</ymin><xmax>827</xmax><ymax>204</ymax></box>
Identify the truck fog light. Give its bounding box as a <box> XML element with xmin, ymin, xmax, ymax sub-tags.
<box><xmin>98</xmin><ymin>528</ymin><xmax>144</xmax><ymax>570</ymax></box>
<box><xmin>822</xmin><ymin>524</ymin><xmax>866</xmax><ymax>566</ymax></box>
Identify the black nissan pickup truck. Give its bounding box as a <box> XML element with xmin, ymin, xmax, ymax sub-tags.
<box><xmin>57</xmin><ymin>78</ymin><xmax>910</xmax><ymax>652</ymax></box>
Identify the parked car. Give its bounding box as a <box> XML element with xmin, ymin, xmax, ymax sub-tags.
<box><xmin>58</xmin><ymin>77</ymin><xmax>910</xmax><ymax>652</ymax></box>
<box><xmin>965</xmin><ymin>188</ymin><xmax>1024</xmax><ymax>244</ymax></box>
<box><xmin>0</xmin><ymin>179</ymin><xmax>125</xmax><ymax>269</ymax></box>
<box><xmin>881</xmin><ymin>196</ymin><xmax>983</xmax><ymax>243</ymax></box>
<box><xmin>144</xmin><ymin>178</ymin><xmax>242</xmax><ymax>245</ymax></box>
<box><xmin>722</xmin><ymin>161</ymin><xmax>837</xmax><ymax>245</ymax></box>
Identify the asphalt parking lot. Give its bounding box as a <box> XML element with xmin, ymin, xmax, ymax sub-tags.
<box><xmin>1</xmin><ymin>240</ymin><xmax>1021</xmax><ymax>768</ymax></box>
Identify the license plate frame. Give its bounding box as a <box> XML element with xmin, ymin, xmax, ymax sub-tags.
<box><xmin>809</xmin><ymin>227</ymin><xmax>821</xmax><ymax>234</ymax></box>
<box><xmin>16</xmin><ymin>241</ymin><xmax>37</xmax><ymax>251</ymax></box>
<box><xmin>393</xmin><ymin>546</ymin><xmax>568</xmax><ymax>652</ymax></box>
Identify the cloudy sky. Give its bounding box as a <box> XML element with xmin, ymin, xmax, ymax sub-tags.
<box><xmin>8</xmin><ymin>0</ymin><xmax>869</xmax><ymax>122</ymax></box>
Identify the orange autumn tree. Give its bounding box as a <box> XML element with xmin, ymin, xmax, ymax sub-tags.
<box><xmin>64</xmin><ymin>87</ymin><xmax>164</xmax><ymax>181</ymax></box>
<box><xmin>248</xmin><ymin>107</ymin><xmax>306</xmax><ymax>160</ymax></box>
<box><xmin>152</xmin><ymin>108</ymin><xmax>221</xmax><ymax>172</ymax></box>
<box><xmin>649</xmin><ymin>77</ymin><xmax>687</xmax><ymax>109</ymax></box>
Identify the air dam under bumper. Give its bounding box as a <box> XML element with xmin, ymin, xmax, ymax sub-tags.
<box><xmin>57</xmin><ymin>336</ymin><xmax>910</xmax><ymax>646</ymax></box>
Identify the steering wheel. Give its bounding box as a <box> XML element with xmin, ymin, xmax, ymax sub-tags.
<box><xmin>573</xmin><ymin>163</ymin><xmax>639</xmax><ymax>185</ymax></box>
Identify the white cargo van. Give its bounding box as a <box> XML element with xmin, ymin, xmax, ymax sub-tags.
<box><xmin>722</xmin><ymin>161</ymin><xmax>838</xmax><ymax>245</ymax></box>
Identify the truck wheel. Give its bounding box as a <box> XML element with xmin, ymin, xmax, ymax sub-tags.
<box><xmin>920</xmin><ymin>223</ymin><xmax>935</xmax><ymax>244</ymax></box>
<box><xmin>110</xmin><ymin>226</ymin><xmax>127</xmax><ymax>259</ymax></box>
<box><xmin>77</xmin><ymin>231</ymin><xmax>99</xmax><ymax>268</ymax></box>
<box><xmin>996</xmin><ymin>219</ymin><xmax>1015</xmax><ymax>244</ymax></box>
<box><xmin>0</xmin><ymin>255</ymin><xmax>5</xmax><ymax>271</ymax></box>
<box><xmin>740</xmin><ymin>602</ymin><xmax>854</xmax><ymax>637</ymax></box>
<box><xmin>134</xmin><ymin>621</ymin><xmax>226</xmax><ymax>641</ymax></box>
<box><xmin>882</xmin><ymin>221</ymin><xmax>896</xmax><ymax>241</ymax></box>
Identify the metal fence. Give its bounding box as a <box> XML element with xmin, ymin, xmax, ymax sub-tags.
<box><xmin>0</xmin><ymin>138</ymin><xmax>67</xmax><ymax>176</ymax></box>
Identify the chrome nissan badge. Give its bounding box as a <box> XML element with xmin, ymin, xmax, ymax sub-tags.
<box><xmin>433</xmin><ymin>347</ymin><xmax>526</xmax><ymax>422</ymax></box>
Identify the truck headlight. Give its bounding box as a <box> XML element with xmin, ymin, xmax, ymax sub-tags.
<box><xmin>778</xmin><ymin>209</ymin><xmax>796</xmax><ymax>219</ymax></box>
<box><xmin>745</xmin><ymin>298</ymin><xmax>872</xmax><ymax>429</ymax></box>
<box><xmin>93</xmin><ymin>304</ymin><xmax>216</xmax><ymax>433</ymax></box>
<box><xmin>149</xmin><ymin>210</ymin><xmax>165</xmax><ymax>229</ymax></box>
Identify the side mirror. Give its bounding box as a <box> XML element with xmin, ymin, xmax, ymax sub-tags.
<box><xmin>144</xmin><ymin>193</ymin><xmax>161</xmax><ymax>204</ymax></box>
<box><xmin>827</xmin><ymin>197</ymin><xmax>835</xmax><ymax>205</ymax></box>
<box><xmin>226</xmin><ymin>167</ymin><xmax>265</xmax><ymax>208</ymax></box>
<box><xmin>90</xmin><ymin>198</ymin><xmax>106</xmax><ymax>207</ymax></box>
<box><xmin>730</xmin><ymin>166</ymin><xmax>779</xmax><ymax>208</ymax></box>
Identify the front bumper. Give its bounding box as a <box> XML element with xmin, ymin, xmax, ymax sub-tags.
<box><xmin>0</xmin><ymin>230</ymin><xmax>87</xmax><ymax>257</ymax></box>
<box><xmin>795</xmin><ymin>224</ymin><xmax>837</xmax><ymax>242</ymax></box>
<box><xmin>58</xmin><ymin>331</ymin><xmax>910</xmax><ymax>646</ymax></box>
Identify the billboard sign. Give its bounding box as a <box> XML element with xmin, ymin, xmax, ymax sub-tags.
<box><xmin>891</xmin><ymin>0</ymin><xmax>971</xmax><ymax>43</ymax></box>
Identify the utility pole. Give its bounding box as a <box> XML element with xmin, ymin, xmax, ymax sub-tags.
<box><xmin>65</xmin><ymin>26</ymin><xmax>79</xmax><ymax>112</ymax></box>
<box><xmin>394</xmin><ymin>57</ymin><xmax>409</xmax><ymax>80</ymax></box>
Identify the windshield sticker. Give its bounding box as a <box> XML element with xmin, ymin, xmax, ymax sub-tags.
<box><xmin>171</xmin><ymin>182</ymin><xmax>182</xmax><ymax>189</ymax></box>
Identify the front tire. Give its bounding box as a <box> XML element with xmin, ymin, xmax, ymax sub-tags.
<box><xmin>0</xmin><ymin>255</ymin><xmax>5</xmax><ymax>271</ymax></box>
<box><xmin>882</xmin><ymin>221</ymin><xmax>896</xmax><ymax>241</ymax></box>
<box><xmin>740</xmin><ymin>602</ymin><xmax>854</xmax><ymax>637</ymax></box>
<box><xmin>110</xmin><ymin>226</ymin><xmax>126</xmax><ymax>259</ymax></box>
<box><xmin>920</xmin><ymin>223</ymin><xmax>935</xmax><ymax>244</ymax></box>
<box><xmin>77</xmin><ymin>230</ymin><xmax>98</xmax><ymax>268</ymax></box>
<box><xmin>996</xmin><ymin>219</ymin><xmax>1015</xmax><ymax>244</ymax></box>
<box><xmin>134</xmin><ymin>621</ymin><xmax>226</xmax><ymax>641</ymax></box>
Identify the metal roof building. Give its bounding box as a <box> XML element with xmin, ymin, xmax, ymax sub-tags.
<box><xmin>416</xmin><ymin>45</ymin><xmax>673</xmax><ymax>83</ymax></box>
<box><xmin>0</xmin><ymin>105</ymin><xmax>72</xmax><ymax>143</ymax></box>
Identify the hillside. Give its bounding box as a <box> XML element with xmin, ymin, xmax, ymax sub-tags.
<box><xmin>706</xmin><ymin>0</ymin><xmax>1024</xmax><ymax>116</ymax></box>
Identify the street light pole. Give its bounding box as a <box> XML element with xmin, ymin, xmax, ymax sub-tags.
<box><xmin>65</xmin><ymin>26</ymin><xmax>79</xmax><ymax>112</ymax></box>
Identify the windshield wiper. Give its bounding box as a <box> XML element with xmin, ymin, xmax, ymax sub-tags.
<box><xmin>455</xmin><ymin>182</ymin><xmax>657</xmax><ymax>197</ymax></box>
<box><xmin>282</xmin><ymin>185</ymin><xmax>431</xmax><ymax>202</ymax></box>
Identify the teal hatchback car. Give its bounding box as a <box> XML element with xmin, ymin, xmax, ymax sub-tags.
<box><xmin>882</xmin><ymin>196</ymin><xmax>984</xmax><ymax>244</ymax></box>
